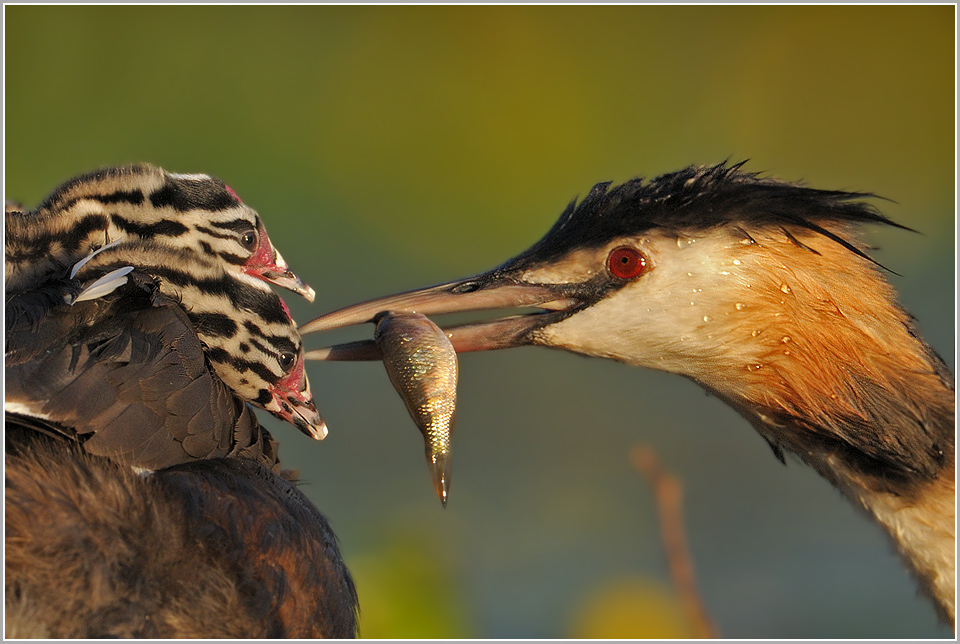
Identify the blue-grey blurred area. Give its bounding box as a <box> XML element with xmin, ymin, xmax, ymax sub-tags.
<box><xmin>5</xmin><ymin>5</ymin><xmax>954</xmax><ymax>638</ymax></box>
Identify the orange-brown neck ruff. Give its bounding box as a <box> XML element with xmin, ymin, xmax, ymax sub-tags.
<box><xmin>715</xmin><ymin>223</ymin><xmax>955</xmax><ymax>624</ymax></box>
<box><xmin>537</xmin><ymin>217</ymin><xmax>955</xmax><ymax>623</ymax></box>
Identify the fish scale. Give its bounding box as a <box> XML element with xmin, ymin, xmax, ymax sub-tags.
<box><xmin>375</xmin><ymin>312</ymin><xmax>458</xmax><ymax>507</ymax></box>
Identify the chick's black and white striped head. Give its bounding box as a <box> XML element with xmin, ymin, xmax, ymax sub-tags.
<box><xmin>72</xmin><ymin>241</ymin><xmax>326</xmax><ymax>440</ymax></box>
<box><xmin>6</xmin><ymin>164</ymin><xmax>314</xmax><ymax>301</ymax></box>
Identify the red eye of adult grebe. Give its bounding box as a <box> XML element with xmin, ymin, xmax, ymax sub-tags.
<box><xmin>606</xmin><ymin>246</ymin><xmax>648</xmax><ymax>280</ymax></box>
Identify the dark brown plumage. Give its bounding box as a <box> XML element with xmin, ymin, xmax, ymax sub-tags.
<box><xmin>4</xmin><ymin>266</ymin><xmax>359</xmax><ymax>637</ymax></box>
<box><xmin>5</xmin><ymin>433</ymin><xmax>357</xmax><ymax>638</ymax></box>
<box><xmin>5</xmin><ymin>266</ymin><xmax>279</xmax><ymax>470</ymax></box>
<box><xmin>4</xmin><ymin>267</ymin><xmax>359</xmax><ymax>637</ymax></box>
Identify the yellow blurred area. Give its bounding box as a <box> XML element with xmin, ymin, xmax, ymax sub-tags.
<box><xmin>568</xmin><ymin>578</ymin><xmax>698</xmax><ymax>639</ymax></box>
<box><xmin>346</xmin><ymin>532</ymin><xmax>474</xmax><ymax>638</ymax></box>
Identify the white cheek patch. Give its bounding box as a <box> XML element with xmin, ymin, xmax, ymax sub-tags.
<box><xmin>534</xmin><ymin>232</ymin><xmax>757</xmax><ymax>376</ymax></box>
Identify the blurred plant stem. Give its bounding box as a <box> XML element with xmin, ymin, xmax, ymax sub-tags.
<box><xmin>632</xmin><ymin>445</ymin><xmax>718</xmax><ymax>638</ymax></box>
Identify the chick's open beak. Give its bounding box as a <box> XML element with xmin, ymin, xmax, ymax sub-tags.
<box><xmin>271</xmin><ymin>367</ymin><xmax>327</xmax><ymax>440</ymax></box>
<box><xmin>249</xmin><ymin>224</ymin><xmax>316</xmax><ymax>302</ymax></box>
<box><xmin>259</xmin><ymin>246</ymin><xmax>316</xmax><ymax>303</ymax></box>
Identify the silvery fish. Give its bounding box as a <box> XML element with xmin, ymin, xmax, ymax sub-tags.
<box><xmin>375</xmin><ymin>311</ymin><xmax>458</xmax><ymax>507</ymax></box>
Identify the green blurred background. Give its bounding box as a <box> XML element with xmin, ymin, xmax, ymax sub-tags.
<box><xmin>5</xmin><ymin>5</ymin><xmax>955</xmax><ymax>638</ymax></box>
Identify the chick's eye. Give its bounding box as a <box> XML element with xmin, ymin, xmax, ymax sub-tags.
<box><xmin>240</xmin><ymin>230</ymin><xmax>258</xmax><ymax>252</ymax></box>
<box><xmin>606</xmin><ymin>246</ymin><xmax>647</xmax><ymax>280</ymax></box>
<box><xmin>279</xmin><ymin>352</ymin><xmax>297</xmax><ymax>372</ymax></box>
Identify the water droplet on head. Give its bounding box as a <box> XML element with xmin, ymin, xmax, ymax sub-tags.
<box><xmin>781</xmin><ymin>336</ymin><xmax>791</xmax><ymax>343</ymax></box>
<box><xmin>732</xmin><ymin>259</ymin><xmax>742</xmax><ymax>266</ymax></box>
<box><xmin>751</xmin><ymin>330</ymin><xmax>761</xmax><ymax>337</ymax></box>
<box><xmin>735</xmin><ymin>303</ymin><xmax>746</xmax><ymax>311</ymax></box>
<box><xmin>780</xmin><ymin>283</ymin><xmax>792</xmax><ymax>294</ymax></box>
<box><xmin>703</xmin><ymin>316</ymin><xmax>712</xmax><ymax>322</ymax></box>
